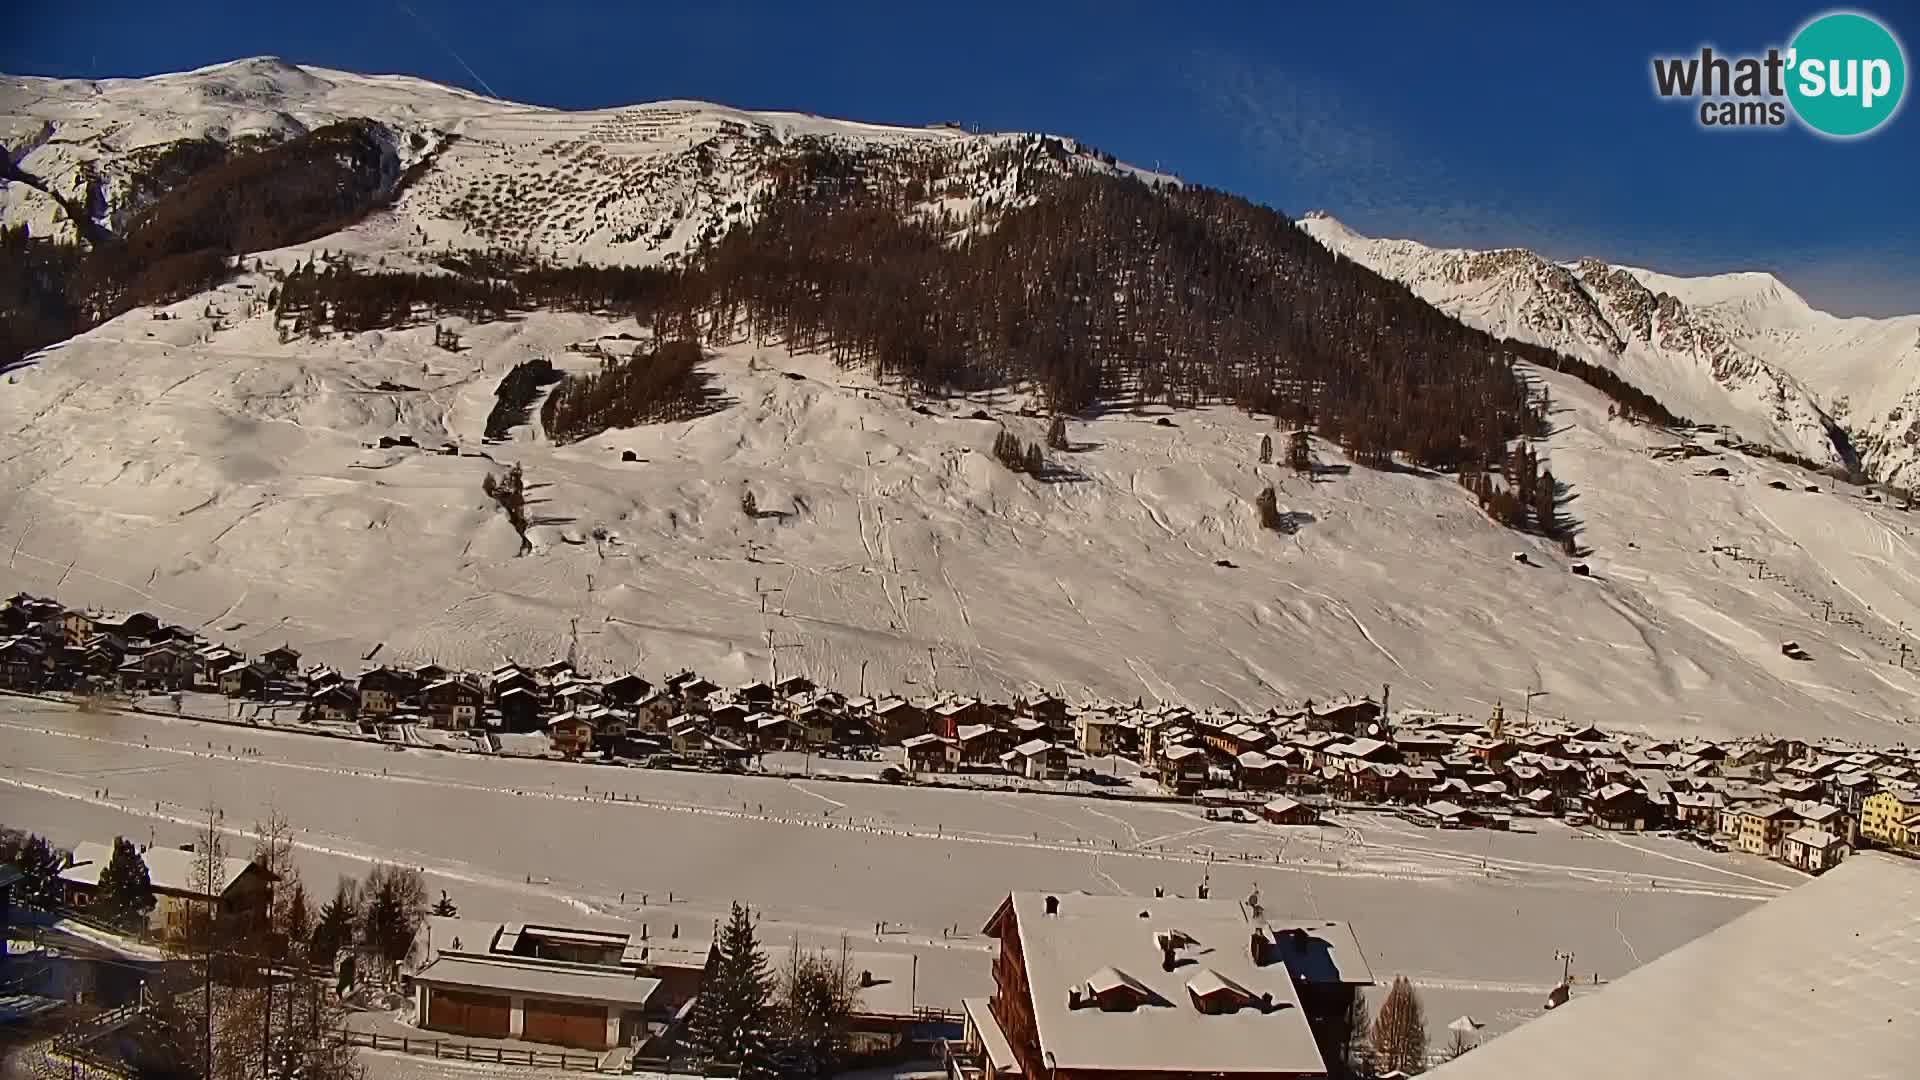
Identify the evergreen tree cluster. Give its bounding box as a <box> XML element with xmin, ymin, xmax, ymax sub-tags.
<box><xmin>485</xmin><ymin>357</ymin><xmax>561</xmax><ymax>440</ymax></box>
<box><xmin>1046</xmin><ymin>415</ymin><xmax>1070</xmax><ymax>451</ymax></box>
<box><xmin>1254</xmin><ymin>485</ymin><xmax>1285</xmax><ymax>532</ymax></box>
<box><xmin>992</xmin><ymin>429</ymin><xmax>1046</xmax><ymax>475</ymax></box>
<box><xmin>1287</xmin><ymin>429</ymin><xmax>1314</xmax><ymax>474</ymax></box>
<box><xmin>482</xmin><ymin>463</ymin><xmax>530</xmax><ymax>546</ymax></box>
<box><xmin>541</xmin><ymin>339</ymin><xmax>724</xmax><ymax>442</ymax></box>
<box><xmin>1459</xmin><ymin>441</ymin><xmax>1569</xmax><ymax>547</ymax></box>
<box><xmin>686</xmin><ymin>902</ymin><xmax>862</xmax><ymax>1080</ymax></box>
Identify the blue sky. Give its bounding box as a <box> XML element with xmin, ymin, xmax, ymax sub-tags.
<box><xmin>8</xmin><ymin>1</ymin><xmax>1918</xmax><ymax>314</ymax></box>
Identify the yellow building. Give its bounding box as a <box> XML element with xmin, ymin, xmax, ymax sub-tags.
<box><xmin>1860</xmin><ymin>790</ymin><xmax>1920</xmax><ymax>847</ymax></box>
<box><xmin>1734</xmin><ymin>804</ymin><xmax>1797</xmax><ymax>857</ymax></box>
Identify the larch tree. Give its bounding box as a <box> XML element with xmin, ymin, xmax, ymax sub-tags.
<box><xmin>1371</xmin><ymin>975</ymin><xmax>1428</xmax><ymax>1075</ymax></box>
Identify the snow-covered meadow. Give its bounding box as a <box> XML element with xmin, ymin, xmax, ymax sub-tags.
<box><xmin>0</xmin><ymin>698</ymin><xmax>1804</xmax><ymax>1040</ymax></box>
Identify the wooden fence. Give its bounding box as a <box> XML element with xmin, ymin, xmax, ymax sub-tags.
<box><xmin>338</xmin><ymin>1029</ymin><xmax>743</xmax><ymax>1076</ymax></box>
<box><xmin>339</xmin><ymin>1029</ymin><xmax>610</xmax><ymax>1072</ymax></box>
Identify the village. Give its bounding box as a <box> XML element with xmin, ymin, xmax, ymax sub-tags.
<box><xmin>6</xmin><ymin>589</ymin><xmax>1920</xmax><ymax>882</ymax></box>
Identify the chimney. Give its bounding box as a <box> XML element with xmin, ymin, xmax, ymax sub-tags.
<box><xmin>672</xmin><ymin>923</ymin><xmax>679</xmax><ymax>939</ymax></box>
<box><xmin>860</xmin><ymin>970</ymin><xmax>875</xmax><ymax>988</ymax></box>
<box><xmin>1260</xmin><ymin>992</ymin><xmax>1274</xmax><ymax>1013</ymax></box>
<box><xmin>1251</xmin><ymin>931</ymin><xmax>1268</xmax><ymax>966</ymax></box>
<box><xmin>1044</xmin><ymin>895</ymin><xmax>1060</xmax><ymax>916</ymax></box>
<box><xmin>1161</xmin><ymin>939</ymin><xmax>1177</xmax><ymax>972</ymax></box>
<box><xmin>1068</xmin><ymin>987</ymin><xmax>1084</xmax><ymax>1010</ymax></box>
<box><xmin>641</xmin><ymin>924</ymin><xmax>649</xmax><ymax>940</ymax></box>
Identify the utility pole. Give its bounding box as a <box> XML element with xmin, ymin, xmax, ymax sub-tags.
<box><xmin>927</xmin><ymin>647</ymin><xmax>938</xmax><ymax>694</ymax></box>
<box><xmin>766</xmin><ymin>629</ymin><xmax>800</xmax><ymax>685</ymax></box>
<box><xmin>1555</xmin><ymin>949</ymin><xmax>1575</xmax><ymax>987</ymax></box>
<box><xmin>860</xmin><ymin>659</ymin><xmax>870</xmax><ymax>698</ymax></box>
<box><xmin>1820</xmin><ymin>600</ymin><xmax>1834</xmax><ymax>621</ymax></box>
<box><xmin>1524</xmin><ymin>688</ymin><xmax>1548</xmax><ymax>728</ymax></box>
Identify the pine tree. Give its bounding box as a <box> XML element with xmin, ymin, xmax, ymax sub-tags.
<box><xmin>359</xmin><ymin>863</ymin><xmax>428</xmax><ymax>971</ymax></box>
<box><xmin>1371</xmin><ymin>975</ymin><xmax>1428</xmax><ymax>1075</ymax></box>
<box><xmin>96</xmin><ymin>837</ymin><xmax>156</xmax><ymax>932</ymax></box>
<box><xmin>431</xmin><ymin>890</ymin><xmax>458</xmax><ymax>918</ymax></box>
<box><xmin>1339</xmin><ymin>990</ymin><xmax>1374</xmax><ymax>1079</ymax></box>
<box><xmin>0</xmin><ymin>831</ymin><xmax>65</xmax><ymax>909</ymax></box>
<box><xmin>1288</xmin><ymin>430</ymin><xmax>1313</xmax><ymax>474</ymax></box>
<box><xmin>687</xmin><ymin>902</ymin><xmax>775</xmax><ymax>1079</ymax></box>
<box><xmin>1046</xmin><ymin>415</ymin><xmax>1069</xmax><ymax>451</ymax></box>
<box><xmin>1254</xmin><ymin>486</ymin><xmax>1284</xmax><ymax>532</ymax></box>
<box><xmin>1024</xmin><ymin>442</ymin><xmax>1044</xmax><ymax>475</ymax></box>
<box><xmin>1259</xmin><ymin>433</ymin><xmax>1273</xmax><ymax>465</ymax></box>
<box><xmin>310</xmin><ymin>879</ymin><xmax>357</xmax><ymax>968</ymax></box>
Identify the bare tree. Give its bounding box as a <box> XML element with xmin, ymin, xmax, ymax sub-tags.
<box><xmin>1371</xmin><ymin>975</ymin><xmax>1428</xmax><ymax>1076</ymax></box>
<box><xmin>776</xmin><ymin>938</ymin><xmax>860</xmax><ymax>1078</ymax></box>
<box><xmin>1442</xmin><ymin>1029</ymin><xmax>1476</xmax><ymax>1061</ymax></box>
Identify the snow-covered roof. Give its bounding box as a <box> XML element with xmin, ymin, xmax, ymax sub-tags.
<box><xmin>415</xmin><ymin>951</ymin><xmax>661</xmax><ymax>1007</ymax></box>
<box><xmin>1428</xmin><ymin>854</ymin><xmax>1920</xmax><ymax>1080</ymax></box>
<box><xmin>992</xmin><ymin>892</ymin><xmax>1327</xmax><ymax>1075</ymax></box>
<box><xmin>59</xmin><ymin>840</ymin><xmax>256</xmax><ymax>897</ymax></box>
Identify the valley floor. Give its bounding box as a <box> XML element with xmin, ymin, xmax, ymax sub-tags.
<box><xmin>0</xmin><ymin>698</ymin><xmax>1804</xmax><ymax>1044</ymax></box>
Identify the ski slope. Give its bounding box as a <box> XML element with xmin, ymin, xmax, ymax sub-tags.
<box><xmin>3</xmin><ymin>258</ymin><xmax>1920</xmax><ymax>743</ymax></box>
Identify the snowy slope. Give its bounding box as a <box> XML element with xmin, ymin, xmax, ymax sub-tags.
<box><xmin>5</xmin><ymin>265</ymin><xmax>1920</xmax><ymax>743</ymax></box>
<box><xmin>1300</xmin><ymin>213</ymin><xmax>1920</xmax><ymax>486</ymax></box>
<box><xmin>1</xmin><ymin>57</ymin><xmax>1173</xmax><ymax>262</ymax></box>
<box><xmin>4</xmin><ymin>60</ymin><xmax>1920</xmax><ymax>744</ymax></box>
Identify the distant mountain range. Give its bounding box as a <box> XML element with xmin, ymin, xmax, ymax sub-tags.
<box><xmin>1300</xmin><ymin>212</ymin><xmax>1920</xmax><ymax>486</ymax></box>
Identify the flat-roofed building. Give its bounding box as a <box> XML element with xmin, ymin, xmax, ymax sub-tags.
<box><xmin>412</xmin><ymin>950</ymin><xmax>660</xmax><ymax>1049</ymax></box>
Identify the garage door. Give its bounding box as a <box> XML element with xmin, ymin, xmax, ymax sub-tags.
<box><xmin>427</xmin><ymin>988</ymin><xmax>511</xmax><ymax>1039</ymax></box>
<box><xmin>522</xmin><ymin>998</ymin><xmax>608</xmax><ymax>1049</ymax></box>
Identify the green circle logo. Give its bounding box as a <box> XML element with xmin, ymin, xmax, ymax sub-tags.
<box><xmin>1787</xmin><ymin>11</ymin><xmax>1907</xmax><ymax>137</ymax></box>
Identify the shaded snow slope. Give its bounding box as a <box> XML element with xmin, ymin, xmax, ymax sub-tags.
<box><xmin>1301</xmin><ymin>213</ymin><xmax>1920</xmax><ymax>486</ymax></box>
<box><xmin>4</xmin><ymin>267</ymin><xmax>1920</xmax><ymax>743</ymax></box>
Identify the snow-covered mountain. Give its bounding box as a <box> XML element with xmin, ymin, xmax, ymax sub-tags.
<box><xmin>1300</xmin><ymin>212</ymin><xmax>1920</xmax><ymax>487</ymax></box>
<box><xmin>1</xmin><ymin>56</ymin><xmax>1171</xmax><ymax>261</ymax></box>
<box><xmin>5</xmin><ymin>59</ymin><xmax>1920</xmax><ymax>745</ymax></box>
